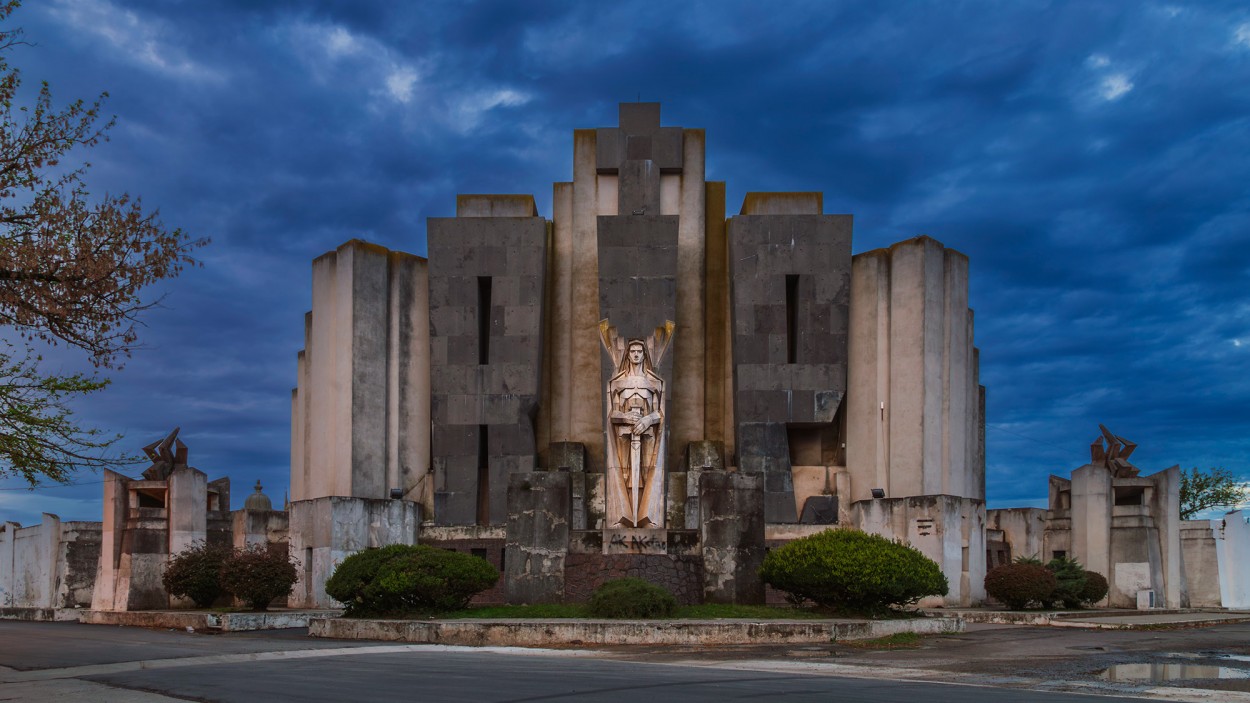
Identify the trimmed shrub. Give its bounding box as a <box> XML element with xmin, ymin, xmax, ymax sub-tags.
<box><xmin>324</xmin><ymin>544</ymin><xmax>498</xmax><ymax>616</ymax></box>
<box><xmin>220</xmin><ymin>544</ymin><xmax>299</xmax><ymax>611</ymax></box>
<box><xmin>1079</xmin><ymin>570</ymin><xmax>1109</xmax><ymax>605</ymax></box>
<box><xmin>162</xmin><ymin>542</ymin><xmax>231</xmax><ymax>607</ymax></box>
<box><xmin>984</xmin><ymin>563</ymin><xmax>1057</xmax><ymax>609</ymax></box>
<box><xmin>758</xmin><ymin>529</ymin><xmax>948</xmax><ymax>614</ymax></box>
<box><xmin>587</xmin><ymin>578</ymin><xmax>677</xmax><ymax>618</ymax></box>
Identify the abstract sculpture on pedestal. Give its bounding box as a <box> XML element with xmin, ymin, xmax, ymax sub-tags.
<box><xmin>1090</xmin><ymin>424</ymin><xmax>1140</xmax><ymax>478</ymax></box>
<box><xmin>600</xmin><ymin>319</ymin><xmax>674</xmax><ymax>528</ymax></box>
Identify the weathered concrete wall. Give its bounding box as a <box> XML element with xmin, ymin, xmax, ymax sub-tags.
<box><xmin>231</xmin><ymin>510</ymin><xmax>289</xmax><ymax>551</ymax></box>
<box><xmin>985</xmin><ymin>507</ymin><xmax>1046</xmax><ymax>567</ymax></box>
<box><xmin>1217</xmin><ymin>510</ymin><xmax>1250</xmax><ymax>608</ymax></box>
<box><xmin>700</xmin><ymin>471</ymin><xmax>765</xmax><ymax>604</ymax></box>
<box><xmin>727</xmin><ymin>197</ymin><xmax>852</xmax><ymax>523</ymax></box>
<box><xmin>503</xmin><ymin>472</ymin><xmax>570</xmax><ymax>604</ymax></box>
<box><xmin>0</xmin><ymin>515</ymin><xmax>101</xmax><ymax>609</ymax></box>
<box><xmin>291</xmin><ymin>240</ymin><xmax>430</xmax><ymax>505</ymax></box>
<box><xmin>287</xmin><ymin>497</ymin><xmax>421</xmax><ymax>608</ymax></box>
<box><xmin>852</xmin><ymin>495</ymin><xmax>986</xmax><ymax>607</ymax></box>
<box><xmin>428</xmin><ymin>203</ymin><xmax>547</xmax><ymax>526</ymax></box>
<box><xmin>1181</xmin><ymin>520</ymin><xmax>1222</xmax><ymax>608</ymax></box>
<box><xmin>846</xmin><ymin>236</ymin><xmax>983</xmax><ymax>505</ymax></box>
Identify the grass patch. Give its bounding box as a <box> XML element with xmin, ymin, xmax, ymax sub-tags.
<box><xmin>841</xmin><ymin>632</ymin><xmax>923</xmax><ymax>649</ymax></box>
<box><xmin>446</xmin><ymin>603</ymin><xmax>590</xmax><ymax>618</ymax></box>
<box><xmin>673</xmin><ymin>603</ymin><xmax>826</xmax><ymax>619</ymax></box>
<box><xmin>432</xmin><ymin>603</ymin><xmax>824</xmax><ymax>620</ymax></box>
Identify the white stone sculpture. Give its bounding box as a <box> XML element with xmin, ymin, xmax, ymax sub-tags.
<box><xmin>599</xmin><ymin>319</ymin><xmax>674</xmax><ymax>528</ymax></box>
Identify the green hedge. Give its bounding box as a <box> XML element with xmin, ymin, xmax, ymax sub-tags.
<box><xmin>587</xmin><ymin>578</ymin><xmax>677</xmax><ymax>618</ymax></box>
<box><xmin>758</xmin><ymin>529</ymin><xmax>948</xmax><ymax>614</ymax></box>
<box><xmin>324</xmin><ymin>544</ymin><xmax>498</xmax><ymax>616</ymax></box>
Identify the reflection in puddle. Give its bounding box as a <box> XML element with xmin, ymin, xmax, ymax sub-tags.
<box><xmin>1100</xmin><ymin>663</ymin><xmax>1250</xmax><ymax>682</ymax></box>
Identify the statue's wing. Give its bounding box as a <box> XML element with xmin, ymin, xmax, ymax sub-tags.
<box><xmin>647</xmin><ymin>320</ymin><xmax>676</xmax><ymax>367</ymax></box>
<box><xmin>599</xmin><ymin>319</ymin><xmax>622</xmax><ymax>370</ymax></box>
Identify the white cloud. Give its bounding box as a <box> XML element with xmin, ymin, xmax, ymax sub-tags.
<box><xmin>1235</xmin><ymin>22</ymin><xmax>1250</xmax><ymax>49</ymax></box>
<box><xmin>47</xmin><ymin>0</ymin><xmax>221</xmax><ymax>81</ymax></box>
<box><xmin>385</xmin><ymin>66</ymin><xmax>419</xmax><ymax>104</ymax></box>
<box><xmin>285</xmin><ymin>21</ymin><xmax>422</xmax><ymax>107</ymax></box>
<box><xmin>1235</xmin><ymin>339</ymin><xmax>1243</xmax><ymax>348</ymax></box>
<box><xmin>325</xmin><ymin>26</ymin><xmax>359</xmax><ymax>58</ymax></box>
<box><xmin>1099</xmin><ymin>73</ymin><xmax>1134</xmax><ymax>101</ymax></box>
<box><xmin>448</xmin><ymin>89</ymin><xmax>532</xmax><ymax>133</ymax></box>
<box><xmin>1086</xmin><ymin>54</ymin><xmax>1111</xmax><ymax>69</ymax></box>
<box><xmin>0</xmin><ymin>490</ymin><xmax>101</xmax><ymax>525</ymax></box>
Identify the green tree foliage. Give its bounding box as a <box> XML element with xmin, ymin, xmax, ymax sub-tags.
<box><xmin>324</xmin><ymin>544</ymin><xmax>498</xmax><ymax>616</ymax></box>
<box><xmin>0</xmin><ymin>1</ymin><xmax>205</xmax><ymax>485</ymax></box>
<box><xmin>758</xmin><ymin>529</ymin><xmax>948</xmax><ymax>614</ymax></box>
<box><xmin>1079</xmin><ymin>570</ymin><xmax>1109</xmax><ymax>604</ymax></box>
<box><xmin>218</xmin><ymin>544</ymin><xmax>299</xmax><ymax>611</ymax></box>
<box><xmin>586</xmin><ymin>578</ymin><xmax>677</xmax><ymax>618</ymax></box>
<box><xmin>1180</xmin><ymin>467</ymin><xmax>1248</xmax><ymax>519</ymax></box>
<box><xmin>161</xmin><ymin>541</ymin><xmax>231</xmax><ymax>608</ymax></box>
<box><xmin>1045</xmin><ymin>556</ymin><xmax>1088</xmax><ymax>608</ymax></box>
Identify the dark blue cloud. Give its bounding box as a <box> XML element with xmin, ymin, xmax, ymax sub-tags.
<box><xmin>1</xmin><ymin>0</ymin><xmax>1247</xmax><ymax>523</ymax></box>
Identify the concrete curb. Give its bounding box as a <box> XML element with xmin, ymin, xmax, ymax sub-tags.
<box><xmin>0</xmin><ymin>607</ymin><xmax>83</xmax><ymax>622</ymax></box>
<box><xmin>308</xmin><ymin>616</ymin><xmax>964</xmax><ymax>646</ymax></box>
<box><xmin>81</xmin><ymin>609</ymin><xmax>342</xmax><ymax>632</ymax></box>
<box><xmin>925</xmin><ymin>608</ymin><xmax>1250</xmax><ymax>629</ymax></box>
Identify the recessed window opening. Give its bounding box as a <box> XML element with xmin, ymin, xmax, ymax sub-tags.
<box><xmin>476</xmin><ymin>425</ymin><xmax>490</xmax><ymax>526</ymax></box>
<box><xmin>785</xmin><ymin>274</ymin><xmax>799</xmax><ymax>364</ymax></box>
<box><xmin>477</xmin><ymin>276</ymin><xmax>492</xmax><ymax>364</ymax></box>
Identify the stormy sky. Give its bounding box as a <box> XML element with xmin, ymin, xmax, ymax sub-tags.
<box><xmin>1</xmin><ymin>0</ymin><xmax>1247</xmax><ymax>525</ymax></box>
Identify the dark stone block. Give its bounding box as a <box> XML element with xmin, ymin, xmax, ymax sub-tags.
<box><xmin>504</xmin><ymin>472</ymin><xmax>570</xmax><ymax>604</ymax></box>
<box><xmin>686</xmin><ymin>441</ymin><xmax>724</xmax><ymax>471</ymax></box>
<box><xmin>700</xmin><ymin>471</ymin><xmax>765</xmax><ymax>604</ymax></box>
<box><xmin>548</xmin><ymin>442</ymin><xmax>587</xmax><ymax>473</ymax></box>
<box><xmin>799</xmin><ymin>495</ymin><xmax>838</xmax><ymax>524</ymax></box>
<box><xmin>764</xmin><ymin>491</ymin><xmax>798</xmax><ymax>523</ymax></box>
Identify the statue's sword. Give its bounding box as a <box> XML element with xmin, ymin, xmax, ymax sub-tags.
<box><xmin>630</xmin><ymin>433</ymin><xmax>641</xmax><ymax>526</ymax></box>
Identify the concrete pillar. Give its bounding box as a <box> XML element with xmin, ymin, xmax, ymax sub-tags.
<box><xmin>672</xmin><ymin>128</ymin><xmax>707</xmax><ymax>466</ymax></box>
<box><xmin>91</xmin><ymin>470</ymin><xmax>130</xmax><ymax>611</ymax></box>
<box><xmin>295</xmin><ymin>240</ymin><xmax>430</xmax><ymax>503</ymax></box>
<box><xmin>700</xmin><ymin>471</ymin><xmax>765</xmax><ymax>604</ymax></box>
<box><xmin>504</xmin><ymin>472</ymin><xmax>570</xmax><ymax>604</ymax></box>
<box><xmin>167</xmin><ymin>466</ymin><xmax>207</xmax><ymax>556</ymax></box>
<box><xmin>1070</xmin><ymin>464</ymin><xmax>1113</xmax><ymax>585</ymax></box>
<box><xmin>846</xmin><ymin>236</ymin><xmax>982</xmax><ymax>503</ymax></box>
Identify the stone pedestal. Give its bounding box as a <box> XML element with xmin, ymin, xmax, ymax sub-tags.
<box><xmin>504</xmin><ymin>472</ymin><xmax>570</xmax><ymax>604</ymax></box>
<box><xmin>287</xmin><ymin>497</ymin><xmax>421</xmax><ymax>608</ymax></box>
<box><xmin>700</xmin><ymin>470</ymin><xmax>765</xmax><ymax>603</ymax></box>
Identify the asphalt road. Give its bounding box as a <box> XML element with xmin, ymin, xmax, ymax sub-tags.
<box><xmin>0</xmin><ymin>620</ymin><xmax>1234</xmax><ymax>702</ymax></box>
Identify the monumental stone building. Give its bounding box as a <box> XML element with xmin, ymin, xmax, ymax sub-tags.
<box><xmin>287</xmin><ymin>103</ymin><xmax>988</xmax><ymax>608</ymax></box>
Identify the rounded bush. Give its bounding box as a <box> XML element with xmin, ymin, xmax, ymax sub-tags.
<box><xmin>1079</xmin><ymin>570</ymin><xmax>1109</xmax><ymax>605</ymax></box>
<box><xmin>220</xmin><ymin>544</ymin><xmax>299</xmax><ymax>611</ymax></box>
<box><xmin>984</xmin><ymin>563</ymin><xmax>1057</xmax><ymax>609</ymax></box>
<box><xmin>758</xmin><ymin>529</ymin><xmax>948</xmax><ymax>614</ymax></box>
<box><xmin>162</xmin><ymin>542</ymin><xmax>231</xmax><ymax>607</ymax></box>
<box><xmin>324</xmin><ymin>544</ymin><xmax>498</xmax><ymax>616</ymax></box>
<box><xmin>587</xmin><ymin>578</ymin><xmax>677</xmax><ymax>618</ymax></box>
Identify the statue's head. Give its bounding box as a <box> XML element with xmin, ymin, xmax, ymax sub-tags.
<box><xmin>627</xmin><ymin>339</ymin><xmax>646</xmax><ymax>365</ymax></box>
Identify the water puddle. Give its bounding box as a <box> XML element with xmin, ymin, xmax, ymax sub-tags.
<box><xmin>1167</xmin><ymin>652</ymin><xmax>1250</xmax><ymax>664</ymax></box>
<box><xmin>1099</xmin><ymin>663</ymin><xmax>1250</xmax><ymax>682</ymax></box>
